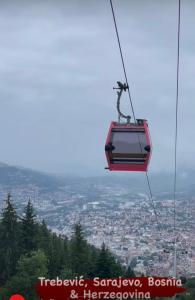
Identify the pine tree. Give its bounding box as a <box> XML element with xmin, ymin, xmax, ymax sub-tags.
<box><xmin>47</xmin><ymin>233</ymin><xmax>63</xmax><ymax>277</ymax></box>
<box><xmin>96</xmin><ymin>243</ymin><xmax>112</xmax><ymax>278</ymax></box>
<box><xmin>86</xmin><ymin>245</ymin><xmax>99</xmax><ymax>279</ymax></box>
<box><xmin>125</xmin><ymin>265</ymin><xmax>135</xmax><ymax>278</ymax></box>
<box><xmin>96</xmin><ymin>243</ymin><xmax>123</xmax><ymax>278</ymax></box>
<box><xmin>59</xmin><ymin>236</ymin><xmax>72</xmax><ymax>278</ymax></box>
<box><xmin>0</xmin><ymin>193</ymin><xmax>19</xmax><ymax>284</ymax></box>
<box><xmin>70</xmin><ymin>223</ymin><xmax>89</xmax><ymax>276</ymax></box>
<box><xmin>21</xmin><ymin>199</ymin><xmax>37</xmax><ymax>253</ymax></box>
<box><xmin>36</xmin><ymin>220</ymin><xmax>51</xmax><ymax>253</ymax></box>
<box><xmin>62</xmin><ymin>235</ymin><xmax>69</xmax><ymax>267</ymax></box>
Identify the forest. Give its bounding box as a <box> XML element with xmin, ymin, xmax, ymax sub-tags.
<box><xmin>0</xmin><ymin>194</ymin><xmax>133</xmax><ymax>299</ymax></box>
<box><xmin>0</xmin><ymin>193</ymin><xmax>194</xmax><ymax>300</ymax></box>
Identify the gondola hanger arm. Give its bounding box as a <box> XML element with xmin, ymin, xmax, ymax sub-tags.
<box><xmin>113</xmin><ymin>81</ymin><xmax>131</xmax><ymax>123</ymax></box>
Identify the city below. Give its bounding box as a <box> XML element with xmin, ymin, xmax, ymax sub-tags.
<box><xmin>0</xmin><ymin>163</ymin><xmax>194</xmax><ymax>278</ymax></box>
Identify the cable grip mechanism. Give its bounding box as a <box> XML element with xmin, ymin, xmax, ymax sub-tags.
<box><xmin>113</xmin><ymin>81</ymin><xmax>131</xmax><ymax>123</ymax></box>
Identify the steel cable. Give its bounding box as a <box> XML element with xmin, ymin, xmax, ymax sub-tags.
<box><xmin>109</xmin><ymin>0</ymin><xmax>160</xmax><ymax>228</ymax></box>
<box><xmin>173</xmin><ymin>0</ymin><xmax>181</xmax><ymax>279</ymax></box>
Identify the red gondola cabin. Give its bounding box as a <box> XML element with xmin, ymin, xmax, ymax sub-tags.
<box><xmin>105</xmin><ymin>119</ymin><xmax>152</xmax><ymax>172</ymax></box>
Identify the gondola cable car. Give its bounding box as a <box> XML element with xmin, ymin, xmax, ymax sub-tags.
<box><xmin>105</xmin><ymin>81</ymin><xmax>152</xmax><ymax>172</ymax></box>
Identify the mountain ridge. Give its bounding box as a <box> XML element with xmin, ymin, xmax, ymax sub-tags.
<box><xmin>0</xmin><ymin>162</ymin><xmax>194</xmax><ymax>195</ymax></box>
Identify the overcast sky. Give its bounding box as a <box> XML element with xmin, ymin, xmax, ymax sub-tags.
<box><xmin>0</xmin><ymin>0</ymin><xmax>194</xmax><ymax>176</ymax></box>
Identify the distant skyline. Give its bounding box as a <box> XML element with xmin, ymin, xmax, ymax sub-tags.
<box><xmin>0</xmin><ymin>0</ymin><xmax>195</xmax><ymax>175</ymax></box>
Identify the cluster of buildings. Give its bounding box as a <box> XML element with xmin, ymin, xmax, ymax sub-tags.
<box><xmin>0</xmin><ymin>179</ymin><xmax>194</xmax><ymax>278</ymax></box>
<box><xmin>59</xmin><ymin>192</ymin><xmax>195</xmax><ymax>278</ymax></box>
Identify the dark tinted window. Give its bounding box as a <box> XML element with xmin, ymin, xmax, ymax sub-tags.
<box><xmin>111</xmin><ymin>131</ymin><xmax>147</xmax><ymax>153</ymax></box>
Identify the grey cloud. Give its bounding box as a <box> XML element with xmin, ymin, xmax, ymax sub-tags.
<box><xmin>0</xmin><ymin>0</ymin><xmax>194</xmax><ymax>175</ymax></box>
